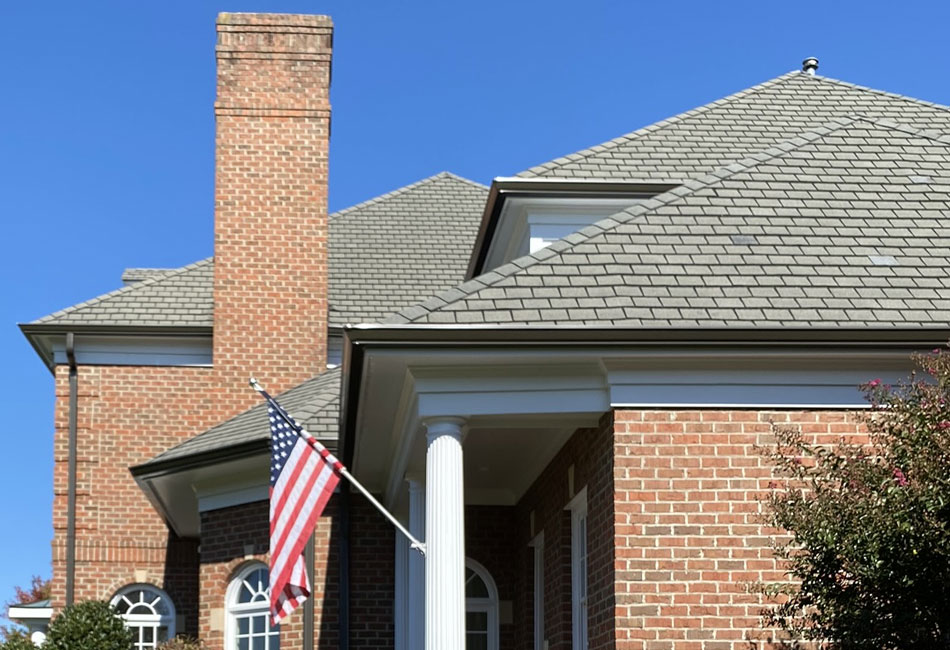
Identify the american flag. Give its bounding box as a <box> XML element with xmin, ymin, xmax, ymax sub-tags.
<box><xmin>267</xmin><ymin>400</ymin><xmax>342</xmax><ymax>626</ymax></box>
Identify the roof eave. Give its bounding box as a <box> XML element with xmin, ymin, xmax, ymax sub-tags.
<box><xmin>464</xmin><ymin>177</ymin><xmax>681</xmax><ymax>280</ymax></box>
<box><xmin>339</xmin><ymin>323</ymin><xmax>950</xmax><ymax>467</ymax></box>
<box><xmin>18</xmin><ymin>323</ymin><xmax>213</xmax><ymax>373</ymax></box>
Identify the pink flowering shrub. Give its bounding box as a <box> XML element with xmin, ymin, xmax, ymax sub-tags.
<box><xmin>760</xmin><ymin>347</ymin><xmax>950</xmax><ymax>649</ymax></box>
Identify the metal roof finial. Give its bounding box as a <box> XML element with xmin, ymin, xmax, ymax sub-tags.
<box><xmin>802</xmin><ymin>57</ymin><xmax>819</xmax><ymax>75</ymax></box>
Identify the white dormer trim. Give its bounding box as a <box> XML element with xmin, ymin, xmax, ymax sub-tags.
<box><xmin>482</xmin><ymin>196</ymin><xmax>653</xmax><ymax>273</ymax></box>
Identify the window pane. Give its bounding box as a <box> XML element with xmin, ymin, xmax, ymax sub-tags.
<box><xmin>252</xmin><ymin>615</ymin><xmax>266</xmax><ymax>634</ymax></box>
<box><xmin>466</xmin><ymin>611</ymin><xmax>488</xmax><ymax>632</ymax></box>
<box><xmin>465</xmin><ymin>568</ymin><xmax>489</xmax><ymax>598</ymax></box>
<box><xmin>252</xmin><ymin>637</ymin><xmax>265</xmax><ymax>650</ymax></box>
<box><xmin>466</xmin><ymin>632</ymin><xmax>488</xmax><ymax>650</ymax></box>
<box><xmin>238</xmin><ymin>617</ymin><xmax>250</xmax><ymax>634</ymax></box>
<box><xmin>238</xmin><ymin>640</ymin><xmax>249</xmax><ymax>650</ymax></box>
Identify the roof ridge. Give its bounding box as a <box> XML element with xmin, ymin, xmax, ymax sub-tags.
<box><xmin>32</xmin><ymin>257</ymin><xmax>213</xmax><ymax>324</ymax></box>
<box><xmin>329</xmin><ymin>171</ymin><xmax>486</xmax><ymax>222</ymax></box>
<box><xmin>805</xmin><ymin>73</ymin><xmax>950</xmax><ymax>115</ymax></box>
<box><xmin>390</xmin><ymin>114</ymin><xmax>894</xmax><ymax>323</ymax></box>
<box><xmin>516</xmin><ymin>70</ymin><xmax>803</xmax><ymax>178</ymax></box>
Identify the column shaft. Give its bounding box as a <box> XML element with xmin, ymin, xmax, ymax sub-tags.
<box><xmin>424</xmin><ymin>418</ymin><xmax>466</xmax><ymax>650</ymax></box>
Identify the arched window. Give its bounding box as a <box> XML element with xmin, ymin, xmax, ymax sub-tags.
<box><xmin>110</xmin><ymin>584</ymin><xmax>176</xmax><ymax>650</ymax></box>
<box><xmin>465</xmin><ymin>559</ymin><xmax>499</xmax><ymax>650</ymax></box>
<box><xmin>226</xmin><ymin>562</ymin><xmax>280</xmax><ymax>650</ymax></box>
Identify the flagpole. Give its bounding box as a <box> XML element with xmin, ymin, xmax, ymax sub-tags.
<box><xmin>250</xmin><ymin>378</ymin><xmax>426</xmax><ymax>556</ymax></box>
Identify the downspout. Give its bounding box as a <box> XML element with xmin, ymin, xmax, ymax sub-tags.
<box><xmin>65</xmin><ymin>333</ymin><xmax>78</xmax><ymax>607</ymax></box>
<box><xmin>304</xmin><ymin>535</ymin><xmax>314</xmax><ymax>650</ymax></box>
<box><xmin>339</xmin><ymin>486</ymin><xmax>350</xmax><ymax>650</ymax></box>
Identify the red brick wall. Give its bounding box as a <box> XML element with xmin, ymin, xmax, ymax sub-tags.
<box><xmin>613</xmin><ymin>409</ymin><xmax>866</xmax><ymax>650</ymax></box>
<box><xmin>51</xmin><ymin>364</ymin><xmax>217</xmax><ymax>635</ymax></box>
<box><xmin>514</xmin><ymin>414</ymin><xmax>617</xmax><ymax>650</ymax></box>
<box><xmin>466</xmin><ymin>506</ymin><xmax>517</xmax><ymax>648</ymax></box>
<box><xmin>198</xmin><ymin>500</ymin><xmax>330</xmax><ymax>650</ymax></box>
<box><xmin>49</xmin><ymin>12</ymin><xmax>334</xmax><ymax>641</ymax></box>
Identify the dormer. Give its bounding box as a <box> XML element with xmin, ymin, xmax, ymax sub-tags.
<box><xmin>466</xmin><ymin>178</ymin><xmax>678</xmax><ymax>278</ymax></box>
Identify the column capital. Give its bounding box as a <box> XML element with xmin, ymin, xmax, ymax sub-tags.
<box><xmin>422</xmin><ymin>416</ymin><xmax>467</xmax><ymax>442</ymax></box>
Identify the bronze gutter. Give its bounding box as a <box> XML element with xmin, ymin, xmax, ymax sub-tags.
<box><xmin>65</xmin><ymin>332</ymin><xmax>78</xmax><ymax>607</ymax></box>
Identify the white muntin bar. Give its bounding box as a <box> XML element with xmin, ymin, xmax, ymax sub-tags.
<box><xmin>423</xmin><ymin>417</ymin><xmax>467</xmax><ymax>650</ymax></box>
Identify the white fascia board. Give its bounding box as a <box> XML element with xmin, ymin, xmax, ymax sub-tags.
<box><xmin>604</xmin><ymin>349</ymin><xmax>911</xmax><ymax>408</ymax></box>
<box><xmin>51</xmin><ymin>334</ymin><xmax>212</xmax><ymax>367</ymax></box>
<box><xmin>7</xmin><ymin>606</ymin><xmax>53</xmax><ymax>621</ymax></box>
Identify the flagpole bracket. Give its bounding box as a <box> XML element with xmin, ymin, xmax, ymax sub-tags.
<box><xmin>410</xmin><ymin>542</ymin><xmax>426</xmax><ymax>556</ymax></box>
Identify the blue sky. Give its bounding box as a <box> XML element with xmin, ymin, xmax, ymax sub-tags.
<box><xmin>2</xmin><ymin>0</ymin><xmax>950</xmax><ymax>612</ymax></box>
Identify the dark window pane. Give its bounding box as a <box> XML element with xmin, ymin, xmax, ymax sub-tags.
<box><xmin>466</xmin><ymin>611</ymin><xmax>488</xmax><ymax>631</ymax></box>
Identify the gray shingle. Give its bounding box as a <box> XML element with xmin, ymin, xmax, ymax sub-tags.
<box><xmin>391</xmin><ymin>117</ymin><xmax>950</xmax><ymax>328</ymax></box>
<box><xmin>143</xmin><ymin>368</ymin><xmax>342</xmax><ymax>467</ymax></box>
<box><xmin>518</xmin><ymin>72</ymin><xmax>950</xmax><ymax>181</ymax></box>
<box><xmin>30</xmin><ymin>172</ymin><xmax>487</xmax><ymax>329</ymax></box>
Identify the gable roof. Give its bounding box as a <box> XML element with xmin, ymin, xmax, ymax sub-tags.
<box><xmin>518</xmin><ymin>72</ymin><xmax>950</xmax><ymax>181</ymax></box>
<box><xmin>27</xmin><ymin>172</ymin><xmax>487</xmax><ymax>329</ymax></box>
<box><xmin>389</xmin><ymin>116</ymin><xmax>950</xmax><ymax>328</ymax></box>
<box><xmin>138</xmin><ymin>367</ymin><xmax>341</xmax><ymax>472</ymax></box>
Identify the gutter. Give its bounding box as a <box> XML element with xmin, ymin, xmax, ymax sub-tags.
<box><xmin>464</xmin><ymin>177</ymin><xmax>680</xmax><ymax>280</ymax></box>
<box><xmin>339</xmin><ymin>323</ymin><xmax>950</xmax><ymax>467</ymax></box>
<box><xmin>65</xmin><ymin>332</ymin><xmax>78</xmax><ymax>607</ymax></box>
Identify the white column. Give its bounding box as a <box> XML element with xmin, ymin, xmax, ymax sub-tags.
<box><xmin>407</xmin><ymin>477</ymin><xmax>425</xmax><ymax>650</ymax></box>
<box><xmin>424</xmin><ymin>417</ymin><xmax>466</xmax><ymax>650</ymax></box>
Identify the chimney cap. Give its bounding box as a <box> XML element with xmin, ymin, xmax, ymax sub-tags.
<box><xmin>802</xmin><ymin>57</ymin><xmax>819</xmax><ymax>75</ymax></box>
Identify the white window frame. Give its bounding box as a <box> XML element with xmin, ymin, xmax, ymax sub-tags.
<box><xmin>225</xmin><ymin>562</ymin><xmax>280</xmax><ymax>650</ymax></box>
<box><xmin>566</xmin><ymin>486</ymin><xmax>588</xmax><ymax>650</ymax></box>
<box><xmin>465</xmin><ymin>558</ymin><xmax>499</xmax><ymax>650</ymax></box>
<box><xmin>110</xmin><ymin>584</ymin><xmax>176</xmax><ymax>650</ymax></box>
<box><xmin>529</xmin><ymin>531</ymin><xmax>545</xmax><ymax>650</ymax></box>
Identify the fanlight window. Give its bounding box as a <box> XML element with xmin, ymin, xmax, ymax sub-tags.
<box><xmin>227</xmin><ymin>563</ymin><xmax>280</xmax><ymax>650</ymax></box>
<box><xmin>110</xmin><ymin>585</ymin><xmax>175</xmax><ymax>650</ymax></box>
<box><xmin>464</xmin><ymin>559</ymin><xmax>499</xmax><ymax>650</ymax></box>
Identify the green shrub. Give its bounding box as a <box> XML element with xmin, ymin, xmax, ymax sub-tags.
<box><xmin>0</xmin><ymin>631</ymin><xmax>36</xmax><ymax>650</ymax></box>
<box><xmin>44</xmin><ymin>600</ymin><xmax>132</xmax><ymax>650</ymax></box>
<box><xmin>760</xmin><ymin>347</ymin><xmax>950</xmax><ymax>648</ymax></box>
<box><xmin>158</xmin><ymin>638</ymin><xmax>205</xmax><ymax>650</ymax></box>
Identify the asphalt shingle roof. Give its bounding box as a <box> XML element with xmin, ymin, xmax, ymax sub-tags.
<box><xmin>390</xmin><ymin>116</ymin><xmax>950</xmax><ymax>328</ymax></box>
<box><xmin>145</xmin><ymin>367</ymin><xmax>341</xmax><ymax>467</ymax></box>
<box><xmin>329</xmin><ymin>172</ymin><xmax>487</xmax><ymax>326</ymax></box>
<box><xmin>29</xmin><ymin>172</ymin><xmax>487</xmax><ymax>329</ymax></box>
<box><xmin>518</xmin><ymin>72</ymin><xmax>950</xmax><ymax>181</ymax></box>
<box><xmin>32</xmin><ymin>258</ymin><xmax>214</xmax><ymax>327</ymax></box>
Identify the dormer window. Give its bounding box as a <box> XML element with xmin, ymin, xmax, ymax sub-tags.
<box><xmin>470</xmin><ymin>179</ymin><xmax>677</xmax><ymax>277</ymax></box>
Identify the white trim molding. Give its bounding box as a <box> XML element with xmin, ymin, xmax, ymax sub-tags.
<box><xmin>566</xmin><ymin>487</ymin><xmax>588</xmax><ymax>650</ymax></box>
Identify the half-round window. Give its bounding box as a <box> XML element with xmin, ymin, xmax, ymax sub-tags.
<box><xmin>110</xmin><ymin>584</ymin><xmax>175</xmax><ymax>650</ymax></box>
<box><xmin>226</xmin><ymin>563</ymin><xmax>280</xmax><ymax>650</ymax></box>
<box><xmin>465</xmin><ymin>559</ymin><xmax>499</xmax><ymax>650</ymax></box>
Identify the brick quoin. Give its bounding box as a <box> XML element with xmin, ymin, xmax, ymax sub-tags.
<box><xmin>48</xmin><ymin>12</ymin><xmax>334</xmax><ymax>644</ymax></box>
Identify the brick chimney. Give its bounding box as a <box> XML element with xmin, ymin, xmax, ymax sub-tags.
<box><xmin>213</xmin><ymin>13</ymin><xmax>332</xmax><ymax>407</ymax></box>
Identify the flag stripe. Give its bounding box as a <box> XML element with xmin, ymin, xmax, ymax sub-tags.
<box><xmin>266</xmin><ymin>401</ymin><xmax>343</xmax><ymax>626</ymax></box>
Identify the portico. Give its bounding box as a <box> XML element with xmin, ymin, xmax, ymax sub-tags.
<box><xmin>340</xmin><ymin>326</ymin><xmax>918</xmax><ymax>650</ymax></box>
